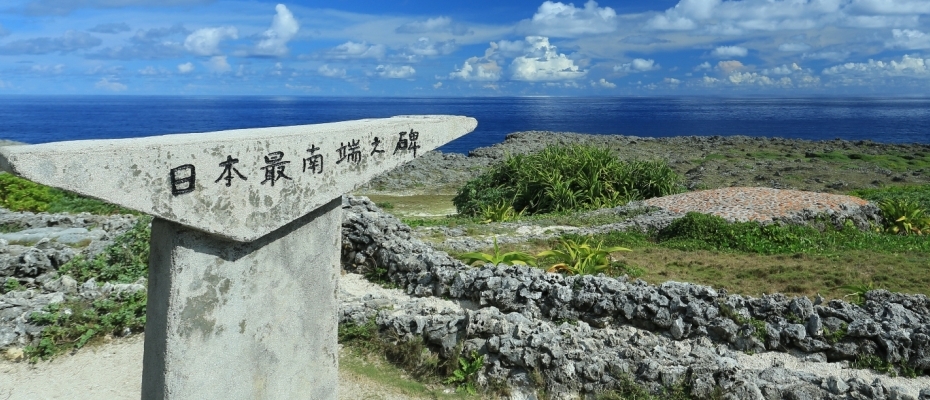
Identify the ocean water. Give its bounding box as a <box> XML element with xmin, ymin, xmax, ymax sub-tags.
<box><xmin>1</xmin><ymin>96</ymin><xmax>929</xmax><ymax>154</ymax></box>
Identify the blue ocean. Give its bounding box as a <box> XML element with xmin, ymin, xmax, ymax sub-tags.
<box><xmin>1</xmin><ymin>96</ymin><xmax>929</xmax><ymax>154</ymax></box>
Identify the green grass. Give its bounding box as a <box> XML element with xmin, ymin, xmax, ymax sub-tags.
<box><xmin>549</xmin><ymin>206</ymin><xmax>930</xmax><ymax>298</ymax></box>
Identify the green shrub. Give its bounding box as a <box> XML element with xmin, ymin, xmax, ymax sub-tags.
<box><xmin>0</xmin><ymin>173</ymin><xmax>132</xmax><ymax>215</ymax></box>
<box><xmin>453</xmin><ymin>144</ymin><xmax>683</xmax><ymax>217</ymax></box>
<box><xmin>0</xmin><ymin>173</ymin><xmax>55</xmax><ymax>212</ymax></box>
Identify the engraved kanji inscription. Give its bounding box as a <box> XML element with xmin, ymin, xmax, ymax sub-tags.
<box><xmin>336</xmin><ymin>139</ymin><xmax>362</xmax><ymax>164</ymax></box>
<box><xmin>260</xmin><ymin>151</ymin><xmax>292</xmax><ymax>186</ymax></box>
<box><xmin>370</xmin><ymin>137</ymin><xmax>385</xmax><ymax>156</ymax></box>
<box><xmin>393</xmin><ymin>129</ymin><xmax>421</xmax><ymax>157</ymax></box>
<box><xmin>303</xmin><ymin>145</ymin><xmax>323</xmax><ymax>174</ymax></box>
<box><xmin>170</xmin><ymin>164</ymin><xmax>196</xmax><ymax>195</ymax></box>
<box><xmin>215</xmin><ymin>155</ymin><xmax>247</xmax><ymax>187</ymax></box>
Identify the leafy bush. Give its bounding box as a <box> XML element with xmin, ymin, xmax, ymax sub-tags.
<box><xmin>453</xmin><ymin>144</ymin><xmax>683</xmax><ymax>217</ymax></box>
<box><xmin>0</xmin><ymin>173</ymin><xmax>132</xmax><ymax>215</ymax></box>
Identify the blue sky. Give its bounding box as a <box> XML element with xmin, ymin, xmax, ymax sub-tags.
<box><xmin>1</xmin><ymin>0</ymin><xmax>929</xmax><ymax>96</ymax></box>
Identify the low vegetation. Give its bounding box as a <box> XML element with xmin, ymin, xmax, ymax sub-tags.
<box><xmin>0</xmin><ymin>173</ymin><xmax>133</xmax><ymax>215</ymax></box>
<box><xmin>452</xmin><ymin>144</ymin><xmax>684</xmax><ymax>217</ymax></box>
<box><xmin>24</xmin><ymin>217</ymin><xmax>151</xmax><ymax>361</ymax></box>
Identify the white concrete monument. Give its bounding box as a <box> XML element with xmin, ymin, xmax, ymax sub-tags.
<box><xmin>0</xmin><ymin>115</ymin><xmax>477</xmax><ymax>399</ymax></box>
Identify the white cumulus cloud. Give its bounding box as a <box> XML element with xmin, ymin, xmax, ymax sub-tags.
<box><xmin>377</xmin><ymin>65</ymin><xmax>415</xmax><ymax>79</ymax></box>
<box><xmin>712</xmin><ymin>46</ymin><xmax>748</xmax><ymax>58</ymax></box>
<box><xmin>510</xmin><ymin>36</ymin><xmax>586</xmax><ymax>81</ymax></box>
<box><xmin>206</xmin><ymin>55</ymin><xmax>231</xmax><ymax>73</ymax></box>
<box><xmin>822</xmin><ymin>54</ymin><xmax>930</xmax><ymax>77</ymax></box>
<box><xmin>405</xmin><ymin>37</ymin><xmax>457</xmax><ymax>57</ymax></box>
<box><xmin>396</xmin><ymin>16</ymin><xmax>472</xmax><ymax>36</ymax></box>
<box><xmin>184</xmin><ymin>26</ymin><xmax>237</xmax><ymax>56</ymax></box>
<box><xmin>95</xmin><ymin>78</ymin><xmax>126</xmax><ymax>91</ymax></box>
<box><xmin>614</xmin><ymin>58</ymin><xmax>660</xmax><ymax>73</ymax></box>
<box><xmin>138</xmin><ymin>66</ymin><xmax>167</xmax><ymax>75</ymax></box>
<box><xmin>762</xmin><ymin>63</ymin><xmax>803</xmax><ymax>75</ymax></box>
<box><xmin>592</xmin><ymin>78</ymin><xmax>616</xmax><ymax>88</ymax></box>
<box><xmin>450</xmin><ymin>57</ymin><xmax>502</xmax><ymax>81</ymax></box>
<box><xmin>524</xmin><ymin>0</ymin><xmax>617</xmax><ymax>37</ymax></box>
<box><xmin>325</xmin><ymin>41</ymin><xmax>386</xmax><ymax>60</ymax></box>
<box><xmin>177</xmin><ymin>62</ymin><xmax>194</xmax><ymax>74</ymax></box>
<box><xmin>644</xmin><ymin>0</ymin><xmax>929</xmax><ymax>35</ymax></box>
<box><xmin>318</xmin><ymin>65</ymin><xmax>346</xmax><ymax>78</ymax></box>
<box><xmin>779</xmin><ymin>43</ymin><xmax>811</xmax><ymax>52</ymax></box>
<box><xmin>716</xmin><ymin>60</ymin><xmax>745</xmax><ymax>73</ymax></box>
<box><xmin>254</xmin><ymin>4</ymin><xmax>299</xmax><ymax>57</ymax></box>
<box><xmin>887</xmin><ymin>29</ymin><xmax>930</xmax><ymax>49</ymax></box>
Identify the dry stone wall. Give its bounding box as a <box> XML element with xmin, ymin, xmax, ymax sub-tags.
<box><xmin>341</xmin><ymin>195</ymin><xmax>930</xmax><ymax>399</ymax></box>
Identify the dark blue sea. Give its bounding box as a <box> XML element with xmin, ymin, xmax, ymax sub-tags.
<box><xmin>1</xmin><ymin>96</ymin><xmax>929</xmax><ymax>154</ymax></box>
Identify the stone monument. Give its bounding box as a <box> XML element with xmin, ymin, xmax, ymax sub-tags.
<box><xmin>0</xmin><ymin>115</ymin><xmax>477</xmax><ymax>399</ymax></box>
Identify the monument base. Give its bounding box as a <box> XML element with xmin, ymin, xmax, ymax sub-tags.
<box><xmin>141</xmin><ymin>197</ymin><xmax>342</xmax><ymax>400</ymax></box>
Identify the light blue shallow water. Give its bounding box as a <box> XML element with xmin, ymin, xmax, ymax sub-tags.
<box><xmin>1</xmin><ymin>96</ymin><xmax>928</xmax><ymax>154</ymax></box>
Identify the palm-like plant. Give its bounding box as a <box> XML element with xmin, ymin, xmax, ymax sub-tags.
<box><xmin>537</xmin><ymin>238</ymin><xmax>631</xmax><ymax>275</ymax></box>
<box><xmin>878</xmin><ymin>199</ymin><xmax>930</xmax><ymax>235</ymax></box>
<box><xmin>479</xmin><ymin>201</ymin><xmax>523</xmax><ymax>223</ymax></box>
<box><xmin>459</xmin><ymin>237</ymin><xmax>537</xmax><ymax>267</ymax></box>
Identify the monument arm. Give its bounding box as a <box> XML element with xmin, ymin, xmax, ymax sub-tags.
<box><xmin>0</xmin><ymin>115</ymin><xmax>477</xmax><ymax>242</ymax></box>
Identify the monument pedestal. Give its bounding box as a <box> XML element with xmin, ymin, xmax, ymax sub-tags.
<box><xmin>142</xmin><ymin>198</ymin><xmax>341</xmax><ymax>400</ymax></box>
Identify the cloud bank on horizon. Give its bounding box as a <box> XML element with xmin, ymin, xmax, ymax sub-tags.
<box><xmin>0</xmin><ymin>0</ymin><xmax>929</xmax><ymax>95</ymax></box>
